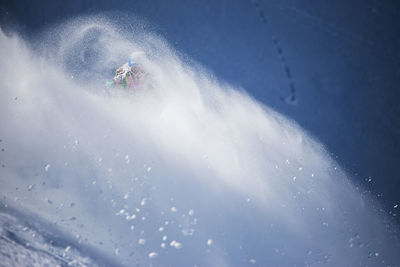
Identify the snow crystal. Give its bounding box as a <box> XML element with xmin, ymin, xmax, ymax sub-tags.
<box><xmin>138</xmin><ymin>238</ymin><xmax>146</xmax><ymax>245</ymax></box>
<box><xmin>171</xmin><ymin>206</ymin><xmax>177</xmax><ymax>212</ymax></box>
<box><xmin>162</xmin><ymin>235</ymin><xmax>167</xmax><ymax>241</ymax></box>
<box><xmin>147</xmin><ymin>167</ymin><xmax>152</xmax><ymax>172</ymax></box>
<box><xmin>130</xmin><ymin>225</ymin><xmax>135</xmax><ymax>231</ymax></box>
<box><xmin>159</xmin><ymin>226</ymin><xmax>164</xmax><ymax>232</ymax></box>
<box><xmin>207</xmin><ymin>239</ymin><xmax>213</xmax><ymax>246</ymax></box>
<box><xmin>188</xmin><ymin>209</ymin><xmax>194</xmax><ymax>216</ymax></box>
<box><xmin>161</xmin><ymin>243</ymin><xmax>166</xmax><ymax>248</ymax></box>
<box><xmin>124</xmin><ymin>194</ymin><xmax>129</xmax><ymax>200</ymax></box>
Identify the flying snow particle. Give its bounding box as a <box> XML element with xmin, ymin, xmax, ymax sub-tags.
<box><xmin>207</xmin><ymin>239</ymin><xmax>213</xmax><ymax>246</ymax></box>
<box><xmin>126</xmin><ymin>214</ymin><xmax>136</xmax><ymax>220</ymax></box>
<box><xmin>116</xmin><ymin>209</ymin><xmax>125</xmax><ymax>215</ymax></box>
<box><xmin>170</xmin><ymin>240</ymin><xmax>182</xmax><ymax>249</ymax></box>
<box><xmin>44</xmin><ymin>164</ymin><xmax>51</xmax><ymax>172</ymax></box>
<box><xmin>138</xmin><ymin>238</ymin><xmax>146</xmax><ymax>245</ymax></box>
<box><xmin>182</xmin><ymin>228</ymin><xmax>195</xmax><ymax>236</ymax></box>
<box><xmin>148</xmin><ymin>252</ymin><xmax>158</xmax><ymax>258</ymax></box>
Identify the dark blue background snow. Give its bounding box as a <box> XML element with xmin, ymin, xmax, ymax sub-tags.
<box><xmin>1</xmin><ymin>0</ymin><xmax>399</xmax><ymax>220</ymax></box>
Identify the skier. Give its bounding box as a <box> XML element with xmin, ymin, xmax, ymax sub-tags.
<box><xmin>108</xmin><ymin>52</ymin><xmax>148</xmax><ymax>90</ymax></box>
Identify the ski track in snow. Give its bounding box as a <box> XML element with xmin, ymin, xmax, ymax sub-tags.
<box><xmin>251</xmin><ymin>0</ymin><xmax>297</xmax><ymax>104</ymax></box>
<box><xmin>0</xmin><ymin>15</ymin><xmax>399</xmax><ymax>266</ymax></box>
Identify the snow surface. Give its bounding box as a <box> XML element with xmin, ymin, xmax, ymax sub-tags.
<box><xmin>0</xmin><ymin>16</ymin><xmax>399</xmax><ymax>266</ymax></box>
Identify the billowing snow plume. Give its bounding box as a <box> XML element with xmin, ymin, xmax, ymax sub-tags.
<box><xmin>0</xmin><ymin>16</ymin><xmax>399</xmax><ymax>266</ymax></box>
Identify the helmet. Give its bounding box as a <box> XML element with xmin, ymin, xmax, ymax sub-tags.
<box><xmin>129</xmin><ymin>51</ymin><xmax>146</xmax><ymax>66</ymax></box>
